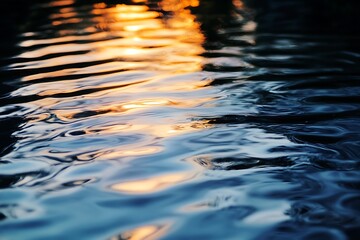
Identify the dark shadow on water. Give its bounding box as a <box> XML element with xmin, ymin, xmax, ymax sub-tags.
<box><xmin>244</xmin><ymin>0</ymin><xmax>360</xmax><ymax>35</ymax></box>
<box><xmin>0</xmin><ymin>1</ymin><xmax>38</xmax><ymax>158</ymax></box>
<box><xmin>189</xmin><ymin>1</ymin><xmax>360</xmax><ymax>240</ymax></box>
<box><xmin>191</xmin><ymin>0</ymin><xmax>360</xmax><ymax>37</ymax></box>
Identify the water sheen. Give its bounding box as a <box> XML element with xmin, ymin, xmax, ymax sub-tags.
<box><xmin>1</xmin><ymin>0</ymin><xmax>360</xmax><ymax>239</ymax></box>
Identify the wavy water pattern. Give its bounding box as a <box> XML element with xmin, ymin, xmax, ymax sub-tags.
<box><xmin>0</xmin><ymin>0</ymin><xmax>359</xmax><ymax>239</ymax></box>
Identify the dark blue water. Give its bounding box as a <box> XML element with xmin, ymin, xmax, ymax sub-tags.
<box><xmin>1</xmin><ymin>0</ymin><xmax>360</xmax><ymax>239</ymax></box>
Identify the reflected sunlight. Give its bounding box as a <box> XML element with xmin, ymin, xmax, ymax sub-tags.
<box><xmin>17</xmin><ymin>0</ymin><xmax>205</xmax><ymax>76</ymax></box>
<box><xmin>15</xmin><ymin>0</ymin><xmax>211</xmax><ymax>165</ymax></box>
<box><xmin>103</xmin><ymin>120</ymin><xmax>211</xmax><ymax>138</ymax></box>
<box><xmin>52</xmin><ymin>97</ymin><xmax>213</xmax><ymax>119</ymax></box>
<box><xmin>232</xmin><ymin>0</ymin><xmax>244</xmax><ymax>9</ymax></box>
<box><xmin>49</xmin><ymin>0</ymin><xmax>74</xmax><ymax>7</ymax></box>
<box><xmin>4</xmin><ymin>0</ymin><xmax>359</xmax><ymax>239</ymax></box>
<box><xmin>112</xmin><ymin>172</ymin><xmax>194</xmax><ymax>194</ymax></box>
<box><xmin>111</xmin><ymin>224</ymin><xmax>169</xmax><ymax>240</ymax></box>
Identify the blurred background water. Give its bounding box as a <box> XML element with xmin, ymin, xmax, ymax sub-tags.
<box><xmin>0</xmin><ymin>0</ymin><xmax>360</xmax><ymax>239</ymax></box>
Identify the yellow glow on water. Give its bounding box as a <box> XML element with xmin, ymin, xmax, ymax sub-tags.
<box><xmin>18</xmin><ymin>0</ymin><xmax>205</xmax><ymax>73</ymax></box>
<box><xmin>121</xmin><ymin>99</ymin><xmax>170</xmax><ymax>109</ymax></box>
<box><xmin>112</xmin><ymin>172</ymin><xmax>194</xmax><ymax>194</ymax></box>
<box><xmin>111</xmin><ymin>224</ymin><xmax>169</xmax><ymax>240</ymax></box>
<box><xmin>160</xmin><ymin>0</ymin><xmax>204</xmax><ymax>44</ymax></box>
<box><xmin>134</xmin><ymin>121</ymin><xmax>211</xmax><ymax>138</ymax></box>
<box><xmin>116</xmin><ymin>12</ymin><xmax>160</xmax><ymax>21</ymax></box>
<box><xmin>115</xmin><ymin>4</ymin><xmax>149</xmax><ymax>13</ymax></box>
<box><xmin>123</xmin><ymin>48</ymin><xmax>144</xmax><ymax>56</ymax></box>
<box><xmin>17</xmin><ymin>0</ymin><xmax>211</xmax><ymax>154</ymax></box>
<box><xmin>89</xmin><ymin>0</ymin><xmax>204</xmax><ymax>65</ymax></box>
<box><xmin>160</xmin><ymin>0</ymin><xmax>200</xmax><ymax>11</ymax></box>
<box><xmin>124</xmin><ymin>25</ymin><xmax>144</xmax><ymax>32</ymax></box>
<box><xmin>92</xmin><ymin>4</ymin><xmax>150</xmax><ymax>14</ymax></box>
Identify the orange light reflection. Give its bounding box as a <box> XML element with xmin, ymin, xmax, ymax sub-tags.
<box><xmin>112</xmin><ymin>172</ymin><xmax>194</xmax><ymax>194</ymax></box>
<box><xmin>18</xmin><ymin>0</ymin><xmax>205</xmax><ymax>74</ymax></box>
<box><xmin>99</xmin><ymin>120</ymin><xmax>211</xmax><ymax>138</ymax></box>
<box><xmin>232</xmin><ymin>0</ymin><xmax>245</xmax><ymax>8</ymax></box>
<box><xmin>49</xmin><ymin>0</ymin><xmax>74</xmax><ymax>7</ymax></box>
<box><xmin>19</xmin><ymin>0</ymin><xmax>211</xmax><ymax>156</ymax></box>
<box><xmin>111</xmin><ymin>224</ymin><xmax>169</xmax><ymax>240</ymax></box>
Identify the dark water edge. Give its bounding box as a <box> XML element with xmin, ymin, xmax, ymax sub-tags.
<box><xmin>0</xmin><ymin>0</ymin><xmax>360</xmax><ymax>239</ymax></box>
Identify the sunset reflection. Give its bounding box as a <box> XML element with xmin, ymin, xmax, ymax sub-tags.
<box><xmin>232</xmin><ymin>0</ymin><xmax>244</xmax><ymax>9</ymax></box>
<box><xmin>49</xmin><ymin>0</ymin><xmax>74</xmax><ymax>7</ymax></box>
<box><xmin>17</xmin><ymin>0</ymin><xmax>204</xmax><ymax>75</ymax></box>
<box><xmin>14</xmin><ymin>0</ymin><xmax>211</xmax><ymax>165</ymax></box>
<box><xmin>4</xmin><ymin>0</ymin><xmax>358</xmax><ymax>239</ymax></box>
<box><xmin>52</xmin><ymin>97</ymin><xmax>213</xmax><ymax>120</ymax></box>
<box><xmin>98</xmin><ymin>120</ymin><xmax>211</xmax><ymax>138</ymax></box>
<box><xmin>112</xmin><ymin>172</ymin><xmax>194</xmax><ymax>194</ymax></box>
<box><xmin>112</xmin><ymin>224</ymin><xmax>169</xmax><ymax>240</ymax></box>
<box><xmin>89</xmin><ymin>0</ymin><xmax>205</xmax><ymax>72</ymax></box>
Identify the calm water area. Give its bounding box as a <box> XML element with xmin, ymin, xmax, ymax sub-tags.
<box><xmin>0</xmin><ymin>0</ymin><xmax>359</xmax><ymax>239</ymax></box>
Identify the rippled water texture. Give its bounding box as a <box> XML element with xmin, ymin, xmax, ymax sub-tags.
<box><xmin>1</xmin><ymin>0</ymin><xmax>360</xmax><ymax>239</ymax></box>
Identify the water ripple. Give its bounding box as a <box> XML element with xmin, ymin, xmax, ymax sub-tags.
<box><xmin>0</xmin><ymin>0</ymin><xmax>359</xmax><ymax>239</ymax></box>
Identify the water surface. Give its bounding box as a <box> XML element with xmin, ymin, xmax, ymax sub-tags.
<box><xmin>0</xmin><ymin>0</ymin><xmax>360</xmax><ymax>239</ymax></box>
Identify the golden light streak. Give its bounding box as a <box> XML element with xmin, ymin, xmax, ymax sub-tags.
<box><xmin>111</xmin><ymin>224</ymin><xmax>170</xmax><ymax>240</ymax></box>
<box><xmin>18</xmin><ymin>0</ymin><xmax>211</xmax><ymax>150</ymax></box>
<box><xmin>112</xmin><ymin>172</ymin><xmax>194</xmax><ymax>194</ymax></box>
<box><xmin>19</xmin><ymin>0</ymin><xmax>205</xmax><ymax>76</ymax></box>
<box><xmin>49</xmin><ymin>0</ymin><xmax>74</xmax><ymax>7</ymax></box>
